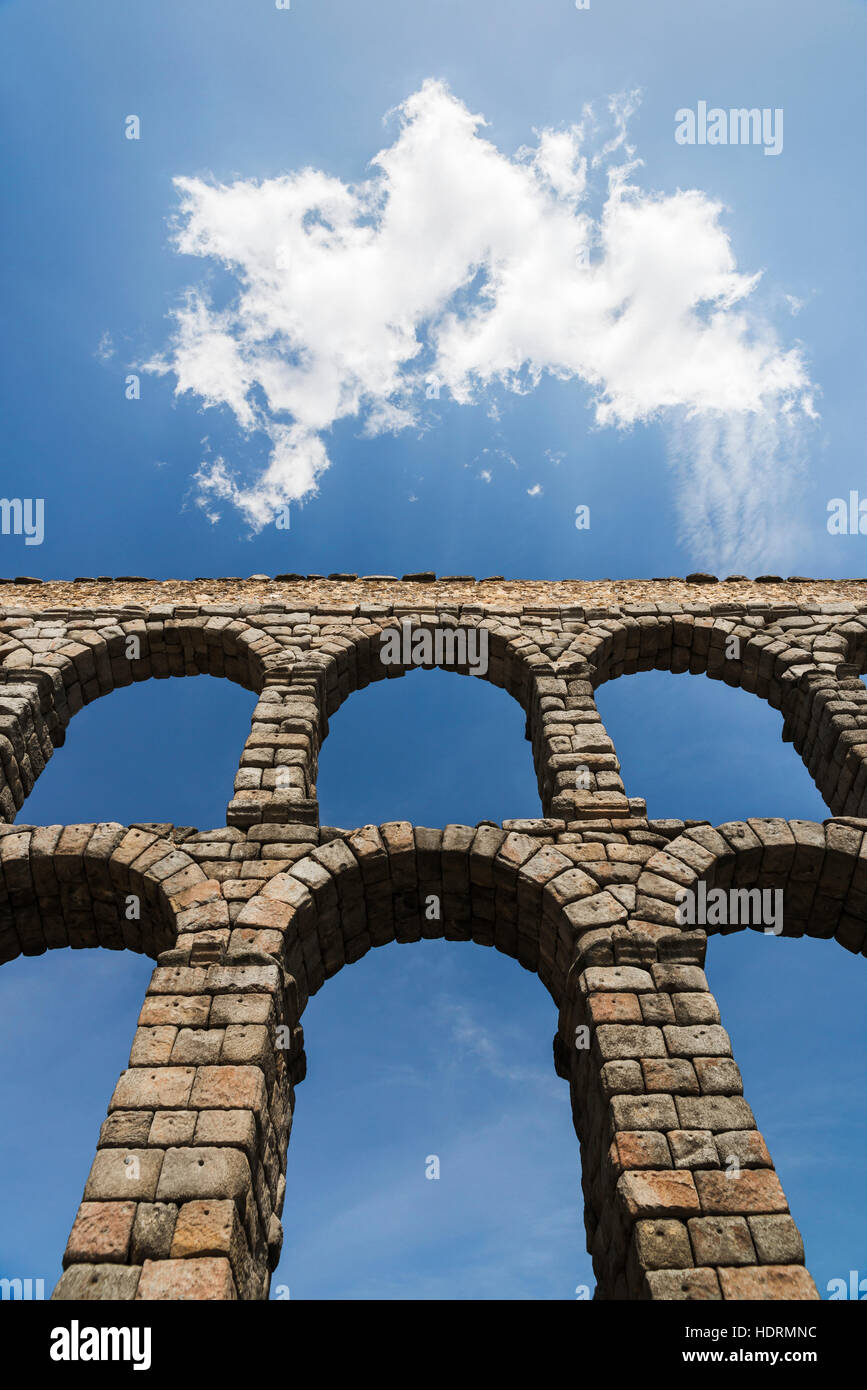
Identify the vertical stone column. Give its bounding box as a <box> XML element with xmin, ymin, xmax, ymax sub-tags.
<box><xmin>0</xmin><ymin>674</ymin><xmax>64</xmax><ymax>822</ymax></box>
<box><xmin>783</xmin><ymin>667</ymin><xmax>867</xmax><ymax>817</ymax></box>
<box><xmin>227</xmin><ymin>664</ymin><xmax>324</xmax><ymax>829</ymax></box>
<box><xmin>556</xmin><ymin>933</ymin><xmax>817</xmax><ymax>1300</ymax></box>
<box><xmin>530</xmin><ymin>674</ymin><xmax>646</xmax><ymax>822</ymax></box>
<box><xmin>52</xmin><ymin>953</ymin><xmax>304</xmax><ymax>1301</ymax></box>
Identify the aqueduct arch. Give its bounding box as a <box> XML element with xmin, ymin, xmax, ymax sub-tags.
<box><xmin>0</xmin><ymin>616</ymin><xmax>272</xmax><ymax>823</ymax></box>
<box><xmin>1</xmin><ymin>573</ymin><xmax>866</xmax><ymax>1301</ymax></box>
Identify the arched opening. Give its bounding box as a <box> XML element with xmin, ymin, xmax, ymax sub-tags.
<box><xmin>19</xmin><ymin>674</ymin><xmax>256</xmax><ymax>828</ymax></box>
<box><xmin>593</xmin><ymin>666</ymin><xmax>864</xmax><ymax>1298</ymax></box>
<box><xmin>269</xmin><ymin>938</ymin><xmax>588</xmax><ymax>1299</ymax></box>
<box><xmin>0</xmin><ymin>674</ymin><xmax>254</xmax><ymax>1298</ymax></box>
<box><xmin>595</xmin><ymin>670</ymin><xmax>829</xmax><ymax>823</ymax></box>
<box><xmin>0</xmin><ymin>947</ymin><xmax>154</xmax><ymax>1294</ymax></box>
<box><xmin>316</xmin><ymin>666</ymin><xmax>541</xmax><ymax>829</ymax></box>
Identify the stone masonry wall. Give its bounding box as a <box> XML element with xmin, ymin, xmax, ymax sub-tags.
<box><xmin>1</xmin><ymin>573</ymin><xmax>865</xmax><ymax>1300</ymax></box>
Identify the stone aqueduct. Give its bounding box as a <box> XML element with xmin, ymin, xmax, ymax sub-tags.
<box><xmin>2</xmin><ymin>572</ymin><xmax>867</xmax><ymax>1301</ymax></box>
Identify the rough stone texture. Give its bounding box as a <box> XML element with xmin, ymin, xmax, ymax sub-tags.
<box><xmin>51</xmin><ymin>1263</ymin><xmax>142</xmax><ymax>1300</ymax></box>
<box><xmin>62</xmin><ymin>1201</ymin><xmax>136</xmax><ymax>1266</ymax></box>
<box><xmin>136</xmin><ymin>1256</ymin><xmax>238</xmax><ymax>1300</ymax></box>
<box><xmin>718</xmin><ymin>1266</ymin><xmax>820</xmax><ymax>1300</ymax></box>
<box><xmin>2</xmin><ymin>577</ymin><xmax>851</xmax><ymax>1301</ymax></box>
<box><xmin>130</xmin><ymin>1203</ymin><xmax>178</xmax><ymax>1264</ymax></box>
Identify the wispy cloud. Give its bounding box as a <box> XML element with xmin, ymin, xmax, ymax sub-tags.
<box><xmin>94</xmin><ymin>330</ymin><xmax>115</xmax><ymax>362</ymax></box>
<box><xmin>147</xmin><ymin>79</ymin><xmax>816</xmax><ymax>565</ymax></box>
<box><xmin>435</xmin><ymin>998</ymin><xmax>559</xmax><ymax>1091</ymax></box>
<box><xmin>281</xmin><ymin>1108</ymin><xmax>582</xmax><ymax>1299</ymax></box>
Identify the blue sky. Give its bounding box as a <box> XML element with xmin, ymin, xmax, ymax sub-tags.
<box><xmin>1</xmin><ymin>0</ymin><xmax>866</xmax><ymax>578</ymax></box>
<box><xmin>0</xmin><ymin>0</ymin><xmax>865</xmax><ymax>1299</ymax></box>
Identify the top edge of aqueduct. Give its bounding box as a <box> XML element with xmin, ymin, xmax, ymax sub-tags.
<box><xmin>2</xmin><ymin>573</ymin><xmax>867</xmax><ymax>615</ymax></box>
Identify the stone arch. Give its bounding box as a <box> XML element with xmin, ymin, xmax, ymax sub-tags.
<box><xmin>316</xmin><ymin>616</ymin><xmax>539</xmax><ymax>713</ymax></box>
<box><xmin>230</xmin><ymin>618</ymin><xmax>556</xmax><ymax>827</ymax></box>
<box><xmin>162</xmin><ymin>820</ymin><xmax>815</xmax><ymax>1302</ymax></box>
<box><xmin>634</xmin><ymin>817</ymin><xmax>867</xmax><ymax>955</ymax></box>
<box><xmin>229</xmin><ymin>823</ymin><xmax>670</xmax><ymax>1016</ymax></box>
<box><xmin>0</xmin><ymin>823</ymin><xmax>217</xmax><ymax>965</ymax></box>
<box><xmin>573</xmin><ymin>614</ymin><xmax>853</xmax><ymax>818</ymax></box>
<box><xmin>0</xmin><ymin>616</ymin><xmax>278</xmax><ymax>823</ymax></box>
<box><xmin>579</xmin><ymin>613</ymin><xmax>807</xmax><ymax>700</ymax></box>
<box><xmin>780</xmin><ymin>668</ymin><xmax>867</xmax><ymax>819</ymax></box>
<box><xmin>47</xmin><ymin>815</ymin><xmax>824</xmax><ymax>1302</ymax></box>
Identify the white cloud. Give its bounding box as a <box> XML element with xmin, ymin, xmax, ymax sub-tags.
<box><xmin>436</xmin><ymin>999</ymin><xmax>556</xmax><ymax>1088</ymax></box>
<box><xmin>95</xmin><ymin>330</ymin><xmax>115</xmax><ymax>362</ymax></box>
<box><xmin>147</xmin><ymin>79</ymin><xmax>816</xmax><ymax>565</ymax></box>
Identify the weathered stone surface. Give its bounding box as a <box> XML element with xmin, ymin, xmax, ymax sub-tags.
<box><xmin>642</xmin><ymin>1059</ymin><xmax>699</xmax><ymax>1095</ymax></box>
<box><xmin>632</xmin><ymin>1219</ymin><xmax>693</xmax><ymax>1270</ymax></box>
<box><xmin>189</xmin><ymin>1066</ymin><xmax>267</xmax><ymax>1113</ymax></box>
<box><xmin>149</xmin><ymin>1111</ymin><xmax>197</xmax><ymax>1147</ymax></box>
<box><xmin>688</xmin><ymin>1216</ymin><xmax>756</xmax><ymax>1266</ymax></box>
<box><xmin>130</xmin><ymin>1203</ymin><xmax>178</xmax><ymax>1263</ymax></box>
<box><xmin>84</xmin><ymin>1149</ymin><xmax>164</xmax><ymax>1202</ymax></box>
<box><xmin>694</xmin><ymin>1170</ymin><xmax>788</xmax><ymax>1215</ymax></box>
<box><xmin>52</xmin><ymin>1263</ymin><xmax>142</xmax><ymax>1300</ymax></box>
<box><xmin>136</xmin><ymin>1256</ymin><xmax>237</xmax><ymax>1300</ymax></box>
<box><xmin>717</xmin><ymin>1265</ymin><xmax>819</xmax><ymax>1300</ymax></box>
<box><xmin>664</xmin><ymin>1025</ymin><xmax>732</xmax><ymax>1058</ymax></box>
<box><xmin>668</xmin><ymin>1130</ymin><xmax>718</xmax><ymax>1169</ymax></box>
<box><xmin>10</xmin><ymin>579</ymin><xmax>854</xmax><ymax>1304</ymax></box>
<box><xmin>675</xmin><ymin>1096</ymin><xmax>755</xmax><ymax>1133</ymax></box>
<box><xmin>111</xmin><ymin>1067</ymin><xmax>195</xmax><ymax>1110</ymax></box>
<box><xmin>170</xmin><ymin>1199</ymin><xmax>245</xmax><ymax>1261</ymax></box>
<box><xmin>610</xmin><ymin>1131</ymin><xmax>672</xmax><ymax>1171</ymax></box>
<box><xmin>644</xmin><ymin>1267</ymin><xmax>721</xmax><ymax>1300</ymax></box>
<box><xmin>617</xmin><ymin>1170</ymin><xmax>701</xmax><ymax>1219</ymax></box>
<box><xmin>63</xmin><ymin>1201</ymin><xmax>136</xmax><ymax>1266</ymax></box>
<box><xmin>694</xmin><ymin>1057</ymin><xmax>743</xmax><ymax>1095</ymax></box>
<box><xmin>747</xmin><ymin>1214</ymin><xmax>804</xmax><ymax>1265</ymax></box>
<box><xmin>610</xmin><ymin>1094</ymin><xmax>678</xmax><ymax>1133</ymax></box>
<box><xmin>714</xmin><ymin>1130</ymin><xmax>773</xmax><ymax>1169</ymax></box>
<box><xmin>595</xmin><ymin>1024</ymin><xmax>666</xmax><ymax>1061</ymax></box>
<box><xmin>155</xmin><ymin>1148</ymin><xmax>252</xmax><ymax>1206</ymax></box>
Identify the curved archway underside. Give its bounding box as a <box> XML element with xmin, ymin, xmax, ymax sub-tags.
<box><xmin>3</xmin><ymin>580</ymin><xmax>867</xmax><ymax>1303</ymax></box>
<box><xmin>3</xmin><ymin>812</ymin><xmax>861</xmax><ymax>1305</ymax></box>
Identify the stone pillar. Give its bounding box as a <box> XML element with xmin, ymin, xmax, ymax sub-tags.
<box><xmin>556</xmin><ymin>936</ymin><xmax>818</xmax><ymax>1300</ymax></box>
<box><xmin>227</xmin><ymin>664</ymin><xmax>324</xmax><ymax>829</ymax></box>
<box><xmin>783</xmin><ymin>668</ymin><xmax>867</xmax><ymax>817</ymax></box>
<box><xmin>0</xmin><ymin>675</ymin><xmax>64</xmax><ymax>822</ymax></box>
<box><xmin>530</xmin><ymin>674</ymin><xmax>646</xmax><ymax>822</ymax></box>
<box><xmin>52</xmin><ymin>953</ymin><xmax>303</xmax><ymax>1301</ymax></box>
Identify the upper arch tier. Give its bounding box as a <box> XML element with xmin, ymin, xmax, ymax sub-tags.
<box><xmin>2</xmin><ymin>575</ymin><xmax>867</xmax><ymax>828</ymax></box>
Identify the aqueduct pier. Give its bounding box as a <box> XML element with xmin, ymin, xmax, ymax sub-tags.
<box><xmin>1</xmin><ymin>572</ymin><xmax>865</xmax><ymax>1300</ymax></box>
